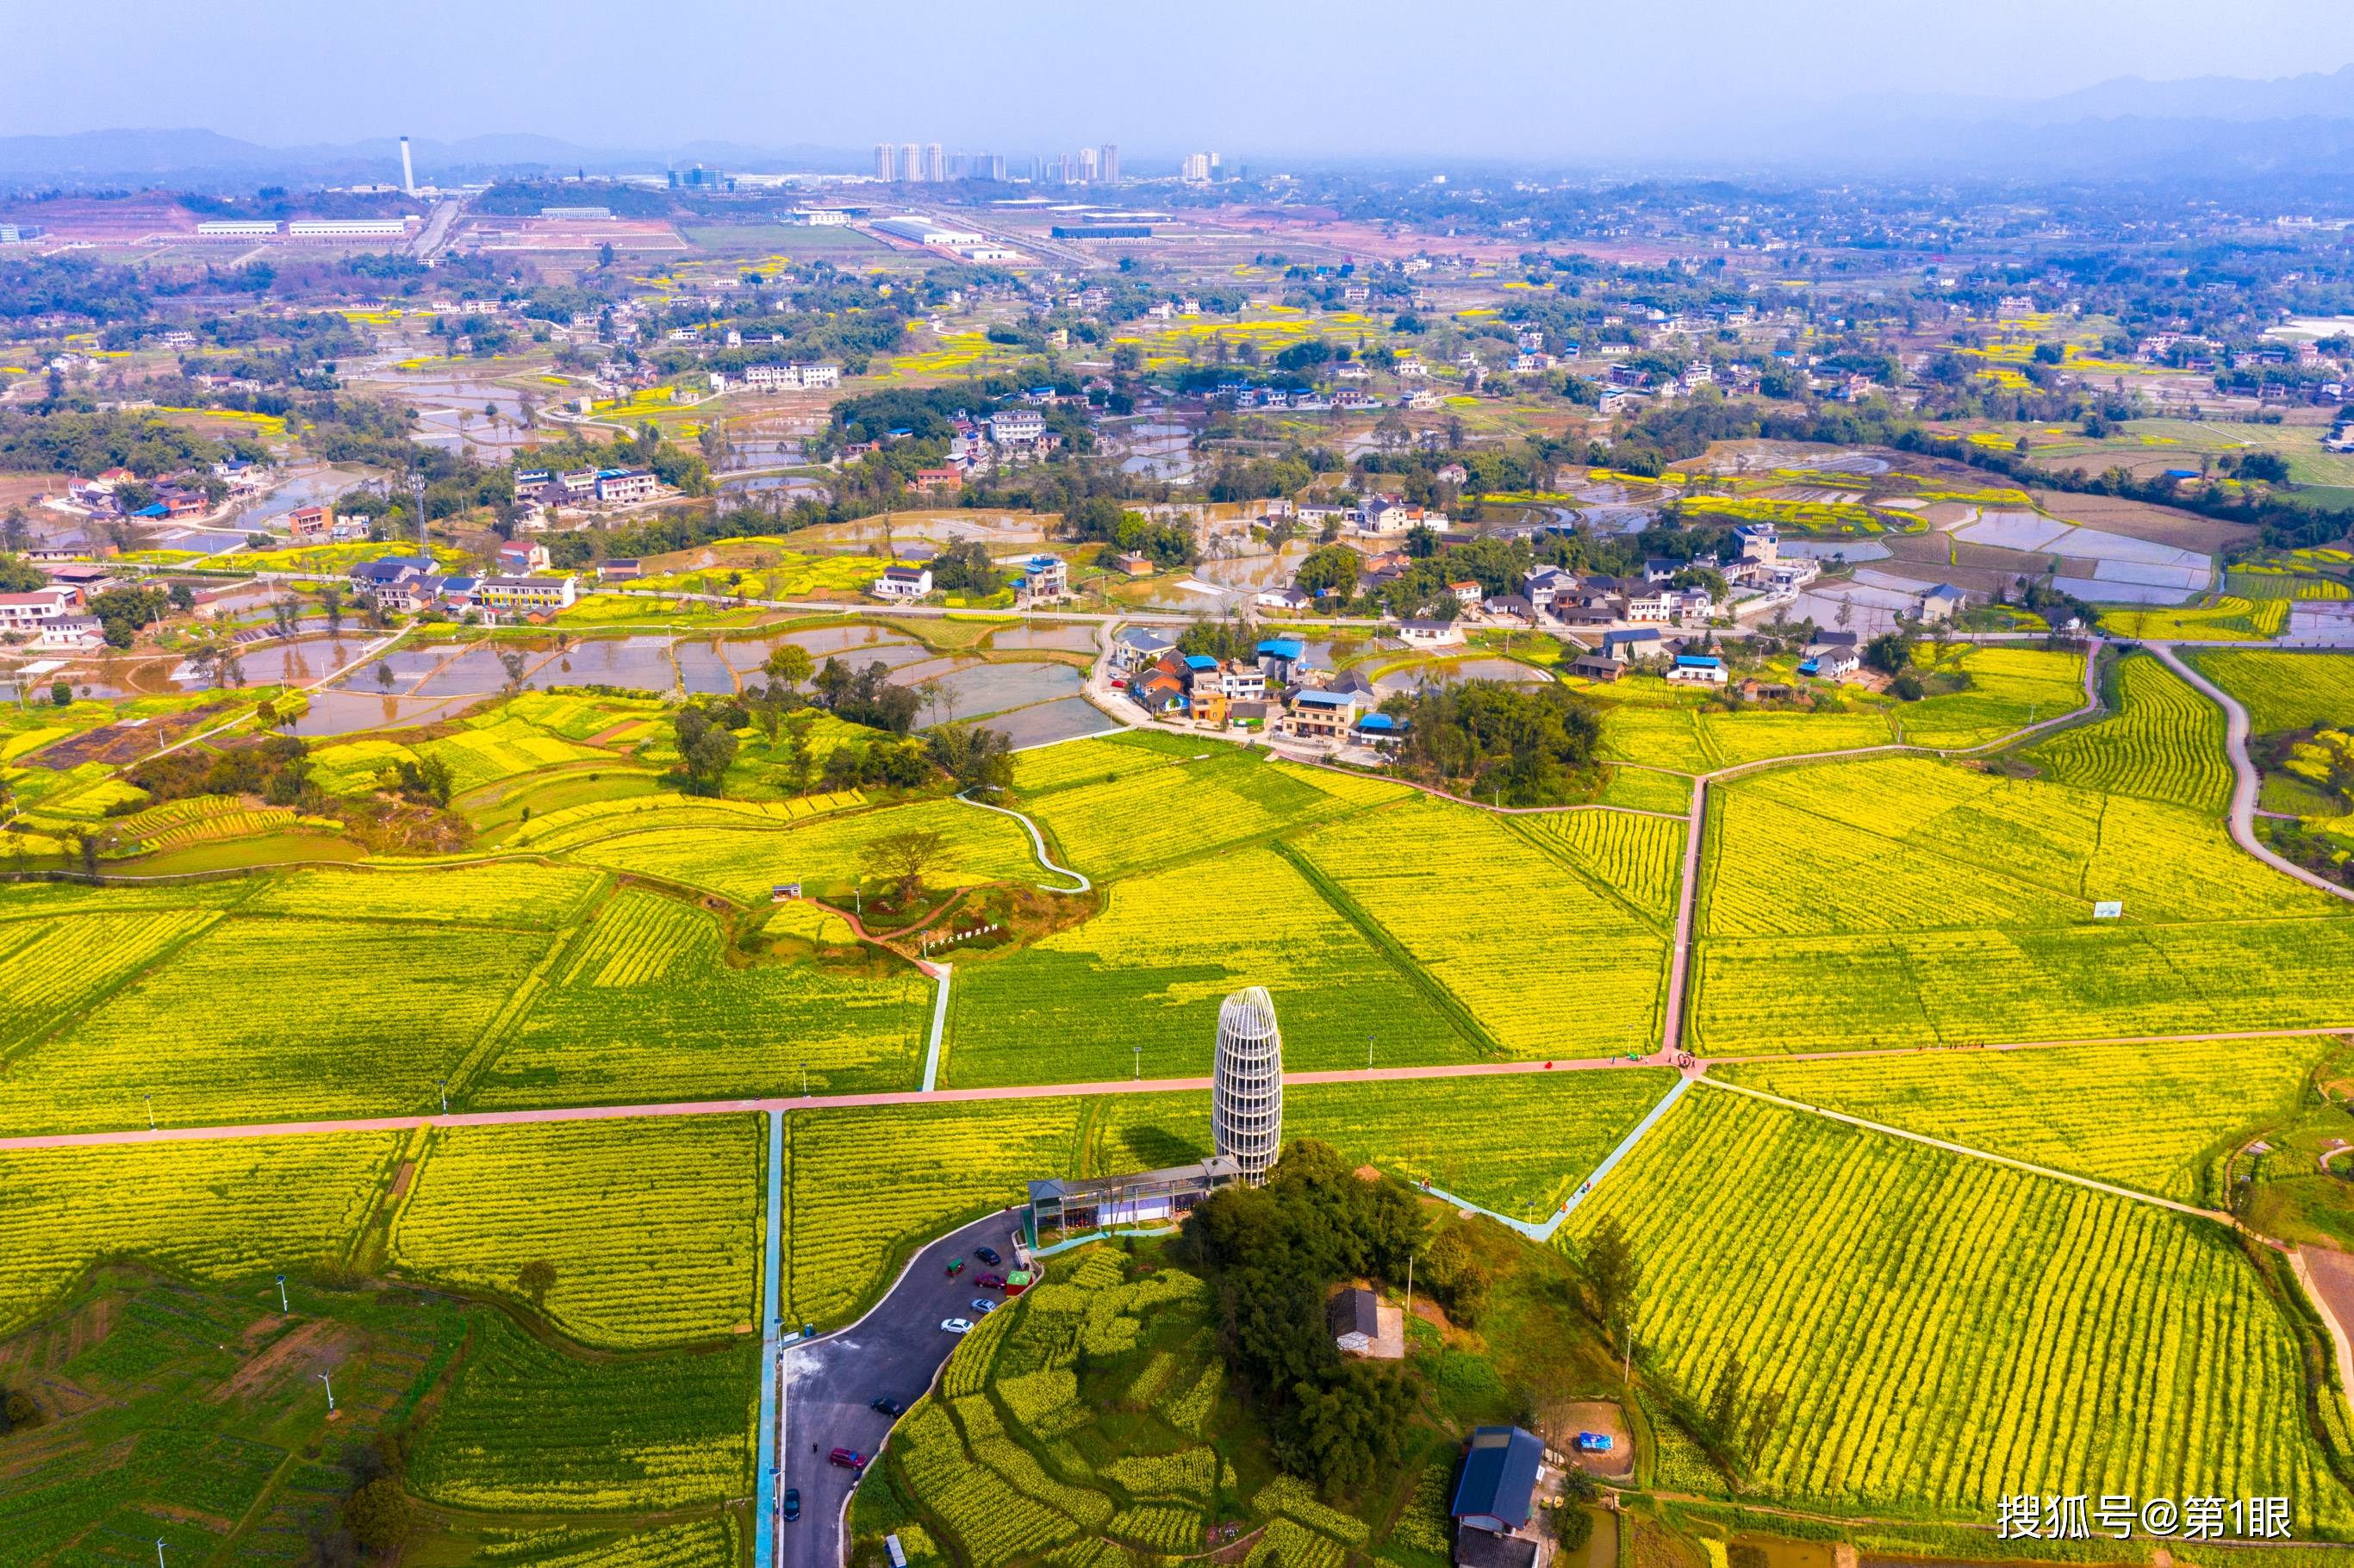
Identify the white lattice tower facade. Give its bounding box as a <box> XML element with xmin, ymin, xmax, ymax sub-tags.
<box><xmin>1211</xmin><ymin>986</ymin><xmax>1283</xmax><ymax>1183</ymax></box>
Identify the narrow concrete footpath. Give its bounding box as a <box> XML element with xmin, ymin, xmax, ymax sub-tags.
<box><xmin>754</xmin><ymin>1110</ymin><xmax>786</xmax><ymax>1567</ymax></box>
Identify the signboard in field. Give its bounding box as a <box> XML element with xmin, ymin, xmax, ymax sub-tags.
<box><xmin>2093</xmin><ymin>901</ymin><xmax>2123</xmax><ymax>919</ymax></box>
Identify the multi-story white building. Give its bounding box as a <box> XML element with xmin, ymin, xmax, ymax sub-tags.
<box><xmin>474</xmin><ymin>575</ymin><xmax>579</xmax><ymax>612</ymax></box>
<box><xmin>1211</xmin><ymin>987</ymin><xmax>1282</xmax><ymax>1185</ymax></box>
<box><xmin>988</xmin><ymin>409</ymin><xmax>1046</xmax><ymax>444</ymax></box>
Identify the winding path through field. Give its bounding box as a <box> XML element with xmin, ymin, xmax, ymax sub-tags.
<box><xmin>2144</xmin><ymin>641</ymin><xmax>2354</xmax><ymax>905</ymax></box>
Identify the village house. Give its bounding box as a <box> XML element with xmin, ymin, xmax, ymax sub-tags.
<box><xmin>474</xmin><ymin>575</ymin><xmax>579</xmax><ymax>613</ymax></box>
<box><xmin>1110</xmin><ymin>626</ymin><xmax>1174</xmax><ymax>675</ymax></box>
<box><xmin>1286</xmin><ymin>686</ymin><xmax>1362</xmax><ymax>741</ymax></box>
<box><xmin>496</xmin><ymin>540</ymin><xmax>551</xmax><ymax>574</ymax></box>
<box><xmin>1668</xmin><ymin>652</ymin><xmax>1728</xmax><ymax>685</ymax></box>
<box><xmin>595</xmin><ymin>469</ymin><xmax>659</xmax><ymax>506</ymax></box>
<box><xmin>1398</xmin><ymin>618</ymin><xmax>1467</xmax><ymax>650</ymax></box>
<box><xmin>871</xmin><ymin>564</ymin><xmax>933</xmax><ymax>601</ymax></box>
<box><xmin>0</xmin><ymin>585</ymin><xmax>83</xmax><ymax>631</ymax></box>
<box><xmin>598</xmin><ymin>558</ymin><xmax>644</xmax><ymax>582</ymax></box>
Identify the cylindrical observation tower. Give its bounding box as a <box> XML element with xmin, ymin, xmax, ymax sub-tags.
<box><xmin>1211</xmin><ymin>986</ymin><xmax>1283</xmax><ymax>1184</ymax></box>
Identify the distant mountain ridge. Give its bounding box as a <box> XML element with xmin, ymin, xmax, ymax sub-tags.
<box><xmin>0</xmin><ymin>128</ymin><xmax>859</xmax><ymax>185</ymax></box>
<box><xmin>7</xmin><ymin>64</ymin><xmax>2354</xmax><ymax>188</ymax></box>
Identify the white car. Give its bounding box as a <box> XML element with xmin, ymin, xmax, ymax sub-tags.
<box><xmin>941</xmin><ymin>1317</ymin><xmax>974</xmax><ymax>1335</ymax></box>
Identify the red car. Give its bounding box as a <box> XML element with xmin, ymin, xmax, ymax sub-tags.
<box><xmin>829</xmin><ymin>1447</ymin><xmax>867</xmax><ymax>1471</ymax></box>
<box><xmin>977</xmin><ymin>1272</ymin><xmax>1005</xmax><ymax>1290</ymax></box>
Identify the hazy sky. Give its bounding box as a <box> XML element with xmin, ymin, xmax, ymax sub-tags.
<box><xmin>9</xmin><ymin>0</ymin><xmax>2352</xmax><ymax>159</ymax></box>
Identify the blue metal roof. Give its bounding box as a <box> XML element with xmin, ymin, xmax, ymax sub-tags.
<box><xmin>1257</xmin><ymin>638</ymin><xmax>1305</xmax><ymax>658</ymax></box>
<box><xmin>1675</xmin><ymin>654</ymin><xmax>1723</xmax><ymax>668</ymax></box>
<box><xmin>1451</xmin><ymin>1426</ymin><xmax>1543</xmax><ymax>1531</ymax></box>
<box><xmin>1183</xmin><ymin>654</ymin><xmax>1218</xmax><ymax>670</ymax></box>
<box><xmin>1355</xmin><ymin>712</ymin><xmax>1402</xmax><ymax>732</ymax></box>
<box><xmin>1293</xmin><ymin>688</ymin><xmax>1355</xmax><ymax>708</ymax></box>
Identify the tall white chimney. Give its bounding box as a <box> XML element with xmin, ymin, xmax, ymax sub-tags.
<box><xmin>399</xmin><ymin>136</ymin><xmax>417</xmax><ymax>196</ymax></box>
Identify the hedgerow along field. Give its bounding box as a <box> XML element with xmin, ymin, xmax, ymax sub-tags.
<box><xmin>1561</xmin><ymin>1088</ymin><xmax>2354</xmax><ymax>1528</ymax></box>
<box><xmin>1691</xmin><ymin>753</ymin><xmax>2354</xmax><ymax>1051</ymax></box>
<box><xmin>1719</xmin><ymin>1035</ymin><xmax>2331</xmax><ymax>1204</ymax></box>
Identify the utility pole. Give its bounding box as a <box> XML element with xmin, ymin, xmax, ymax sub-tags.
<box><xmin>438</xmin><ymin>1078</ymin><xmax>449</xmax><ymax>1113</ymax></box>
<box><xmin>1404</xmin><ymin>1252</ymin><xmax>1415</xmax><ymax>1323</ymax></box>
<box><xmin>1133</xmin><ymin>1042</ymin><xmax>1141</xmax><ymax>1080</ymax></box>
<box><xmin>410</xmin><ymin>470</ymin><xmax>429</xmax><ymax>552</ymax></box>
<box><xmin>800</xmin><ymin>1061</ymin><xmax>808</xmax><ymax>1098</ymax></box>
<box><xmin>145</xmin><ymin>1094</ymin><xmax>154</xmax><ymax>1132</ymax></box>
<box><xmin>318</xmin><ymin>1372</ymin><xmax>335</xmax><ymax>1413</ymax></box>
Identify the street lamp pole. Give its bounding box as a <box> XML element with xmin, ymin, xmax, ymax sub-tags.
<box><xmin>318</xmin><ymin>1372</ymin><xmax>335</xmax><ymax>1413</ymax></box>
<box><xmin>438</xmin><ymin>1078</ymin><xmax>448</xmax><ymax>1113</ymax></box>
<box><xmin>145</xmin><ymin>1094</ymin><xmax>154</xmax><ymax>1132</ymax></box>
<box><xmin>277</xmin><ymin>1272</ymin><xmax>289</xmax><ymax>1314</ymax></box>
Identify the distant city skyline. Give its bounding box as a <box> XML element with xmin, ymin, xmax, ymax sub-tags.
<box><xmin>6</xmin><ymin>1</ymin><xmax>2353</xmax><ymax>165</ymax></box>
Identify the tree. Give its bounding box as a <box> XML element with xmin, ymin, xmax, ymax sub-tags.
<box><xmin>1862</xmin><ymin>627</ymin><xmax>1915</xmax><ymax>675</ymax></box>
<box><xmin>497</xmin><ymin>648</ymin><xmax>528</xmax><ymax>690</ymax></box>
<box><xmin>1579</xmin><ymin>1216</ymin><xmax>1641</xmax><ymax>1344</ymax></box>
<box><xmin>863</xmin><ymin>826</ymin><xmax>948</xmax><ymax>900</ymax></box>
<box><xmin>341</xmin><ymin>1477</ymin><xmax>413</xmax><ymax>1551</ymax></box>
<box><xmin>516</xmin><ymin>1258</ymin><xmax>557</xmax><ymax>1308</ymax></box>
<box><xmin>928</xmin><ymin>722</ymin><xmax>1012</xmax><ymax>795</ymax></box>
<box><xmin>321</xmin><ymin>582</ymin><xmax>346</xmax><ymax>635</ymax></box>
<box><xmin>673</xmin><ymin>706</ymin><xmax>740</xmax><ymax>795</ymax></box>
<box><xmin>763</xmin><ymin>643</ymin><xmax>814</xmax><ymax>696</ymax></box>
<box><xmin>1293</xmin><ymin>544</ymin><xmax>1361</xmax><ymax>600</ymax></box>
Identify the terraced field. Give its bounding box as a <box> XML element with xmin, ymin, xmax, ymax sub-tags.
<box><xmin>480</xmin><ymin>887</ymin><xmax>931</xmax><ymax>1103</ymax></box>
<box><xmin>0</xmin><ymin>1133</ymin><xmax>398</xmax><ymax>1333</ymax></box>
<box><xmin>565</xmin><ymin>795</ymin><xmax>1036</xmax><ymax>904</ymax></box>
<box><xmin>2191</xmin><ymin>649</ymin><xmax>2354</xmax><ymax>734</ymax></box>
<box><xmin>1021</xmin><ymin>744</ymin><xmax>1403</xmax><ymax>880</ymax></box>
<box><xmin>1720</xmin><ymin>1035</ymin><xmax>2328</xmax><ymax>1204</ymax></box>
<box><xmin>1562</xmin><ymin>1089</ymin><xmax>2354</xmax><ymax>1527</ymax></box>
<box><xmin>781</xmin><ymin>1099</ymin><xmax>1087</xmax><ymax>1326</ymax></box>
<box><xmin>1693</xmin><ymin>754</ymin><xmax>2354</xmax><ymax>1050</ymax></box>
<box><xmin>389</xmin><ymin>1115</ymin><xmax>760</xmax><ymax>1347</ymax></box>
<box><xmin>1505</xmin><ymin>806</ymin><xmax>1685</xmax><ymax>920</ymax></box>
<box><xmin>0</xmin><ymin>914</ymin><xmax>557</xmax><ymax>1136</ymax></box>
<box><xmin>944</xmin><ymin>844</ymin><xmax>1478</xmax><ymax>1086</ymax></box>
<box><xmin>2023</xmin><ymin>653</ymin><xmax>2232</xmax><ymax>812</ymax></box>
<box><xmin>1292</xmin><ymin>795</ymin><xmax>1671</xmax><ymax>1057</ymax></box>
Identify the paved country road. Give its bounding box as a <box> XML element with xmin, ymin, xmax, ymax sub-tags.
<box><xmin>778</xmin><ymin>1209</ymin><xmax>1028</xmax><ymax>1568</ymax></box>
<box><xmin>5</xmin><ymin>1026</ymin><xmax>2348</xmax><ymax>1154</ymax></box>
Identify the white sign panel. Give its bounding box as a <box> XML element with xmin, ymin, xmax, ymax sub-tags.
<box><xmin>2093</xmin><ymin>901</ymin><xmax>2123</xmax><ymax>919</ymax></box>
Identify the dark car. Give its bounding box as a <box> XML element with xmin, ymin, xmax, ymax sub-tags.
<box><xmin>977</xmin><ymin>1272</ymin><xmax>1005</xmax><ymax>1290</ymax></box>
<box><xmin>783</xmin><ymin>1488</ymin><xmax>801</xmax><ymax>1521</ymax></box>
<box><xmin>975</xmin><ymin>1246</ymin><xmax>1002</xmax><ymax>1266</ymax></box>
<box><xmin>870</xmin><ymin>1397</ymin><xmax>906</xmax><ymax>1417</ymax></box>
<box><xmin>829</xmin><ymin>1447</ymin><xmax>867</xmax><ymax>1471</ymax></box>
